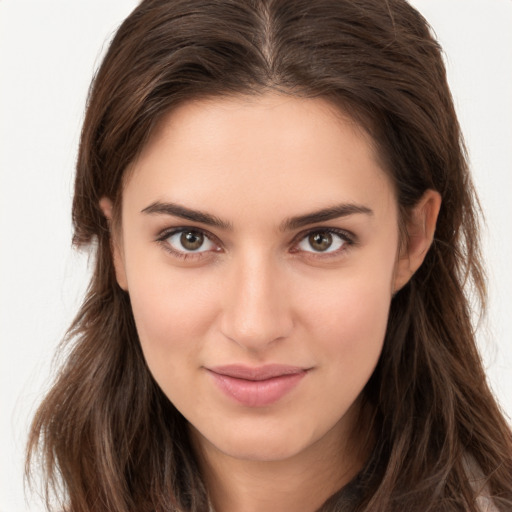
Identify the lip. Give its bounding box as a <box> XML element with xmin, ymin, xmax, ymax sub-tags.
<box><xmin>206</xmin><ymin>364</ymin><xmax>308</xmax><ymax>407</ymax></box>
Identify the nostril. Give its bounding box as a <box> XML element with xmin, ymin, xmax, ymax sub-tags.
<box><xmin>219</xmin><ymin>297</ymin><xmax>293</xmax><ymax>350</ymax></box>
<box><xmin>219</xmin><ymin>257</ymin><xmax>294</xmax><ymax>349</ymax></box>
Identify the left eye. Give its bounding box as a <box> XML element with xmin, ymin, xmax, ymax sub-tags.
<box><xmin>296</xmin><ymin>230</ymin><xmax>348</xmax><ymax>253</ymax></box>
<box><xmin>165</xmin><ymin>229</ymin><xmax>217</xmax><ymax>253</ymax></box>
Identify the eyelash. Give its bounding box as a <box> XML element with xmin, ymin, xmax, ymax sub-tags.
<box><xmin>155</xmin><ymin>226</ymin><xmax>356</xmax><ymax>261</ymax></box>
<box><xmin>291</xmin><ymin>228</ymin><xmax>355</xmax><ymax>259</ymax></box>
<box><xmin>155</xmin><ymin>228</ymin><xmax>222</xmax><ymax>260</ymax></box>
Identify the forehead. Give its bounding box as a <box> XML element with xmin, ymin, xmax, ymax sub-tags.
<box><xmin>123</xmin><ymin>93</ymin><xmax>396</xmax><ymax>223</ymax></box>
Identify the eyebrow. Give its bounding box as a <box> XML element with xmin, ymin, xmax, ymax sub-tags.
<box><xmin>280</xmin><ymin>203</ymin><xmax>374</xmax><ymax>231</ymax></box>
<box><xmin>141</xmin><ymin>201</ymin><xmax>373</xmax><ymax>231</ymax></box>
<box><xmin>141</xmin><ymin>201</ymin><xmax>233</xmax><ymax>230</ymax></box>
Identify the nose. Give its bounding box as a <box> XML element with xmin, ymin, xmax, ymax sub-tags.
<box><xmin>219</xmin><ymin>252</ymin><xmax>294</xmax><ymax>352</ymax></box>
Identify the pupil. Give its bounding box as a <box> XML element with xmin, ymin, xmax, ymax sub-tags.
<box><xmin>309</xmin><ymin>232</ymin><xmax>332</xmax><ymax>251</ymax></box>
<box><xmin>181</xmin><ymin>231</ymin><xmax>203</xmax><ymax>251</ymax></box>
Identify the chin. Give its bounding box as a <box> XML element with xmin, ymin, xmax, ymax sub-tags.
<box><xmin>191</xmin><ymin>418</ymin><xmax>322</xmax><ymax>463</ymax></box>
<box><xmin>224</xmin><ymin>438</ymin><xmax>303</xmax><ymax>462</ymax></box>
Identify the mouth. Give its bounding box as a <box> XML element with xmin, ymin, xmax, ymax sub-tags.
<box><xmin>206</xmin><ymin>364</ymin><xmax>309</xmax><ymax>407</ymax></box>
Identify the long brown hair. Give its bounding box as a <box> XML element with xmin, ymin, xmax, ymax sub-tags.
<box><xmin>27</xmin><ymin>0</ymin><xmax>512</xmax><ymax>511</ymax></box>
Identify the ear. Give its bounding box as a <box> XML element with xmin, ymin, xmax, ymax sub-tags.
<box><xmin>99</xmin><ymin>197</ymin><xmax>128</xmax><ymax>291</ymax></box>
<box><xmin>393</xmin><ymin>189</ymin><xmax>442</xmax><ymax>293</ymax></box>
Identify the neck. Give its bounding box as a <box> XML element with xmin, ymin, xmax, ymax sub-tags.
<box><xmin>191</xmin><ymin>401</ymin><xmax>373</xmax><ymax>512</ymax></box>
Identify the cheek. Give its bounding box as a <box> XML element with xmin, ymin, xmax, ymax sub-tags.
<box><xmin>312</xmin><ymin>282</ymin><xmax>390</xmax><ymax>364</ymax></box>
<box><xmin>300</xmin><ymin>249</ymin><xmax>394</xmax><ymax>336</ymax></box>
<box><xmin>297</xmin><ymin>259</ymin><xmax>395</xmax><ymax>393</ymax></box>
<box><xmin>125</xmin><ymin>261</ymin><xmax>219</xmax><ymax>376</ymax></box>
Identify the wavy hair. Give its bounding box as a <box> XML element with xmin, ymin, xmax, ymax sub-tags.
<box><xmin>27</xmin><ymin>0</ymin><xmax>512</xmax><ymax>511</ymax></box>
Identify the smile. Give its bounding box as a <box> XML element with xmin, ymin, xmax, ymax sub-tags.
<box><xmin>206</xmin><ymin>365</ymin><xmax>309</xmax><ymax>407</ymax></box>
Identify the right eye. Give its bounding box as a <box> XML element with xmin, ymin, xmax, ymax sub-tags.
<box><xmin>158</xmin><ymin>228</ymin><xmax>220</xmax><ymax>259</ymax></box>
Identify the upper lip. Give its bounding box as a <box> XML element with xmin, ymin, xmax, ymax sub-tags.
<box><xmin>207</xmin><ymin>364</ymin><xmax>308</xmax><ymax>381</ymax></box>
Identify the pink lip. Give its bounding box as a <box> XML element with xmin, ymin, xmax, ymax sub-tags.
<box><xmin>206</xmin><ymin>364</ymin><xmax>308</xmax><ymax>407</ymax></box>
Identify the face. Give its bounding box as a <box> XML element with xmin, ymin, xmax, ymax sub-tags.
<box><xmin>106</xmin><ymin>94</ymin><xmax>430</xmax><ymax>465</ymax></box>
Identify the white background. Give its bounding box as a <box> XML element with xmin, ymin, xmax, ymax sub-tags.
<box><xmin>1</xmin><ymin>1</ymin><xmax>511</xmax><ymax>510</ymax></box>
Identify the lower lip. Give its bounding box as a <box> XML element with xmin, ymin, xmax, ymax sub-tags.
<box><xmin>208</xmin><ymin>371</ymin><xmax>307</xmax><ymax>407</ymax></box>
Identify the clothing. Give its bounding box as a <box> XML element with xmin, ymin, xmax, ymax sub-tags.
<box><xmin>207</xmin><ymin>453</ymin><xmax>500</xmax><ymax>511</ymax></box>
<box><xmin>466</xmin><ymin>455</ymin><xmax>500</xmax><ymax>512</ymax></box>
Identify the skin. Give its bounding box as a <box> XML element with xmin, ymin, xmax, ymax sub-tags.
<box><xmin>100</xmin><ymin>93</ymin><xmax>440</xmax><ymax>512</ymax></box>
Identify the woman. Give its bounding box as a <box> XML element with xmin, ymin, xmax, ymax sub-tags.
<box><xmin>26</xmin><ymin>0</ymin><xmax>512</xmax><ymax>511</ymax></box>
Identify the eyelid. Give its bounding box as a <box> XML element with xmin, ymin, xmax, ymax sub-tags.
<box><xmin>290</xmin><ymin>227</ymin><xmax>356</xmax><ymax>256</ymax></box>
<box><xmin>154</xmin><ymin>225</ymin><xmax>356</xmax><ymax>261</ymax></box>
<box><xmin>155</xmin><ymin>226</ymin><xmax>222</xmax><ymax>259</ymax></box>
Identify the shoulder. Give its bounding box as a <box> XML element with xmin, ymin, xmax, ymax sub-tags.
<box><xmin>464</xmin><ymin>454</ymin><xmax>500</xmax><ymax>512</ymax></box>
<box><xmin>475</xmin><ymin>495</ymin><xmax>500</xmax><ymax>512</ymax></box>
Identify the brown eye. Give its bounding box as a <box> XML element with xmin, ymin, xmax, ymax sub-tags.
<box><xmin>308</xmin><ymin>232</ymin><xmax>333</xmax><ymax>252</ymax></box>
<box><xmin>163</xmin><ymin>229</ymin><xmax>217</xmax><ymax>254</ymax></box>
<box><xmin>296</xmin><ymin>230</ymin><xmax>349</xmax><ymax>254</ymax></box>
<box><xmin>180</xmin><ymin>231</ymin><xmax>204</xmax><ymax>251</ymax></box>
